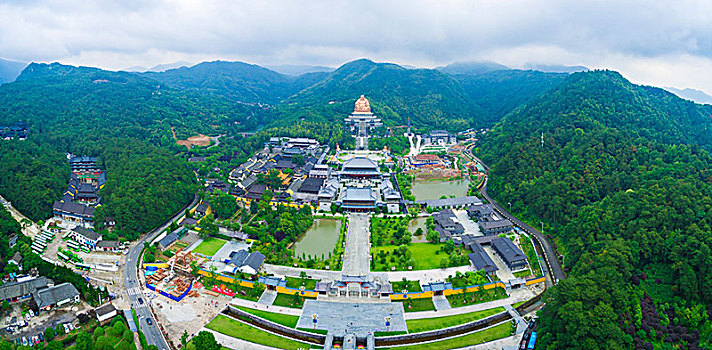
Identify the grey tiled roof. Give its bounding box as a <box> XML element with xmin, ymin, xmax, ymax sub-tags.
<box><xmin>0</xmin><ymin>277</ymin><xmax>52</xmax><ymax>301</ymax></box>
<box><xmin>33</xmin><ymin>282</ymin><xmax>79</xmax><ymax>308</ymax></box>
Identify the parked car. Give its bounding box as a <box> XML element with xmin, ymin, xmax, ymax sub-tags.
<box><xmin>38</xmin><ymin>332</ymin><xmax>44</xmax><ymax>341</ymax></box>
<box><xmin>138</xmin><ymin>298</ymin><xmax>144</xmax><ymax>304</ymax></box>
<box><xmin>22</xmin><ymin>336</ymin><xmax>27</xmax><ymax>346</ymax></box>
<box><xmin>146</xmin><ymin>318</ymin><xmax>152</xmax><ymax>325</ymax></box>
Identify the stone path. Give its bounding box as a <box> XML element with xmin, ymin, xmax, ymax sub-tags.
<box><xmin>297</xmin><ymin>300</ymin><xmax>407</xmax><ymax>335</ymax></box>
<box><xmin>342</xmin><ymin>213</ymin><xmax>370</xmax><ymax>276</ymax></box>
<box><xmin>403</xmin><ymin>288</ymin><xmax>534</xmax><ymax>320</ymax></box>
<box><xmin>433</xmin><ymin>295</ymin><xmax>452</xmax><ymax>311</ymax></box>
<box><xmin>202</xmin><ymin>328</ymin><xmax>277</xmax><ymax>350</ymax></box>
<box><xmin>229</xmin><ymin>296</ymin><xmax>302</xmax><ymax>316</ymax></box>
<box><xmin>257</xmin><ymin>290</ymin><xmax>277</xmax><ymax>306</ymax></box>
<box><xmin>504</xmin><ymin>304</ymin><xmax>528</xmax><ymax>334</ymax></box>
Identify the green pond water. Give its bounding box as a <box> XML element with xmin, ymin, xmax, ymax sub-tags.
<box><xmin>293</xmin><ymin>219</ymin><xmax>342</xmax><ymax>259</ymax></box>
<box><xmin>408</xmin><ymin>217</ymin><xmax>427</xmax><ymax>234</ymax></box>
<box><xmin>411</xmin><ymin>179</ymin><xmax>470</xmax><ymax>200</ymax></box>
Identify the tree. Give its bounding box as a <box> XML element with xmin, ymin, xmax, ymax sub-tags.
<box><xmin>46</xmin><ymin>341</ymin><xmax>63</xmax><ymax>350</ymax></box>
<box><xmin>44</xmin><ymin>327</ymin><xmax>56</xmax><ymax>341</ymax></box>
<box><xmin>75</xmin><ymin>331</ymin><xmax>92</xmax><ymax>350</ymax></box>
<box><xmin>192</xmin><ymin>331</ymin><xmax>222</xmax><ymax>350</ymax></box>
<box><xmin>181</xmin><ymin>330</ymin><xmax>189</xmax><ymax>349</ymax></box>
<box><xmin>56</xmin><ymin>324</ymin><xmax>65</xmax><ymax>336</ymax></box>
<box><xmin>426</xmin><ymin>229</ymin><xmax>439</xmax><ymax>243</ymax></box>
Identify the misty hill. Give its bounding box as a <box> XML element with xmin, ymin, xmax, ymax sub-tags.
<box><xmin>436</xmin><ymin>61</ymin><xmax>509</xmax><ymax>76</ymax></box>
<box><xmin>478</xmin><ymin>70</ymin><xmax>712</xmax><ymax>348</ymax></box>
<box><xmin>524</xmin><ymin>63</ymin><xmax>589</xmax><ymax>73</ymax></box>
<box><xmin>8</xmin><ymin>62</ymin><xmax>263</xmax><ymax>143</ymax></box>
<box><xmin>0</xmin><ymin>58</ymin><xmax>27</xmax><ymax>84</ymax></box>
<box><xmin>454</xmin><ymin>69</ymin><xmax>568</xmax><ymax>124</ymax></box>
<box><xmin>141</xmin><ymin>60</ymin><xmax>299</xmax><ymax>104</ymax></box>
<box><xmin>266</xmin><ymin>64</ymin><xmax>334</xmax><ymax>76</ymax></box>
<box><xmin>279</xmin><ymin>59</ymin><xmax>483</xmax><ymax>131</ymax></box>
<box><xmin>664</xmin><ymin>86</ymin><xmax>712</xmax><ymax>104</ymax></box>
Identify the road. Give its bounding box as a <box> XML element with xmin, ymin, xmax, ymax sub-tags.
<box><xmin>463</xmin><ymin>146</ymin><xmax>566</xmax><ymax>284</ymax></box>
<box><xmin>342</xmin><ymin>213</ymin><xmax>370</xmax><ymax>276</ymax></box>
<box><xmin>124</xmin><ymin>194</ymin><xmax>199</xmax><ymax>350</ymax></box>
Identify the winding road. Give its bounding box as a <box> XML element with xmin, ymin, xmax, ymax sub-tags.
<box><xmin>124</xmin><ymin>194</ymin><xmax>199</xmax><ymax>350</ymax></box>
<box><xmin>464</xmin><ymin>146</ymin><xmax>566</xmax><ymax>285</ymax></box>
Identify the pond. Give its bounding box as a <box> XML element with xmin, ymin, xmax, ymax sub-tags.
<box><xmin>408</xmin><ymin>217</ymin><xmax>427</xmax><ymax>234</ymax></box>
<box><xmin>411</xmin><ymin>179</ymin><xmax>470</xmax><ymax>200</ymax></box>
<box><xmin>409</xmin><ymin>217</ymin><xmax>428</xmax><ymax>243</ymax></box>
<box><xmin>293</xmin><ymin>219</ymin><xmax>342</xmax><ymax>260</ymax></box>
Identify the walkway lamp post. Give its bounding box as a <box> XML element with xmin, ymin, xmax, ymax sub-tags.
<box><xmin>312</xmin><ymin>314</ymin><xmax>318</xmax><ymax>330</ymax></box>
<box><xmin>507</xmin><ymin>202</ymin><xmax>511</xmax><ymax>211</ymax></box>
<box><xmin>385</xmin><ymin>316</ymin><xmax>391</xmax><ymax>333</ymax></box>
<box><xmin>540</xmin><ymin>221</ymin><xmax>544</xmax><ymax>234</ymax></box>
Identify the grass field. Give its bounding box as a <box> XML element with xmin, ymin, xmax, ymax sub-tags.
<box><xmin>447</xmin><ymin>288</ymin><xmax>507</xmax><ymax>308</ymax></box>
<box><xmin>205</xmin><ymin>315</ymin><xmax>317</xmax><ymax>350</ymax></box>
<box><xmin>285</xmin><ymin>276</ymin><xmax>319</xmax><ymax>290</ymax></box>
<box><xmin>192</xmin><ymin>237</ymin><xmax>227</xmax><ymax>256</ymax></box>
<box><xmin>235</xmin><ymin>306</ymin><xmax>300</xmax><ymax>327</ymax></box>
<box><xmin>392</xmin><ymin>279</ymin><xmax>422</xmax><ymax>293</ymax></box>
<box><xmin>405</xmin><ymin>307</ymin><xmax>506</xmax><ymax>333</ymax></box>
<box><xmin>387</xmin><ymin>322</ymin><xmax>513</xmax><ymax>350</ymax></box>
<box><xmin>273</xmin><ymin>293</ymin><xmax>316</xmax><ymax>308</ymax></box>
<box><xmin>395</xmin><ymin>297</ymin><xmax>436</xmax><ymax>312</ymax></box>
<box><xmin>372</xmin><ymin>243</ymin><xmax>468</xmax><ymax>271</ymax></box>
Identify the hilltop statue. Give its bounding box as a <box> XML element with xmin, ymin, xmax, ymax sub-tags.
<box><xmin>353</xmin><ymin>95</ymin><xmax>372</xmax><ymax>114</ymax></box>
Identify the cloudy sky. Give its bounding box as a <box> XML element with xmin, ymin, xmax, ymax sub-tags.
<box><xmin>2</xmin><ymin>0</ymin><xmax>712</xmax><ymax>93</ymax></box>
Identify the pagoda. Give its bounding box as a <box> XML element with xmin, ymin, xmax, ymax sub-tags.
<box><xmin>344</xmin><ymin>95</ymin><xmax>383</xmax><ymax>133</ymax></box>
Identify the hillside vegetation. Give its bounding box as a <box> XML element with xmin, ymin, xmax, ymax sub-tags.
<box><xmin>478</xmin><ymin>70</ymin><xmax>712</xmax><ymax>349</ymax></box>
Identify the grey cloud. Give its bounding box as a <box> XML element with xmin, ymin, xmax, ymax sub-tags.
<box><xmin>1</xmin><ymin>0</ymin><xmax>712</xmax><ymax>92</ymax></box>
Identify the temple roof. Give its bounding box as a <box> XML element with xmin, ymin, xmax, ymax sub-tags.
<box><xmin>353</xmin><ymin>95</ymin><xmax>372</xmax><ymax>114</ymax></box>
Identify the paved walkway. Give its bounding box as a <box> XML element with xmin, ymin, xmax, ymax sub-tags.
<box><xmin>257</xmin><ymin>290</ymin><xmax>277</xmax><ymax>306</ymax></box>
<box><xmin>403</xmin><ymin>289</ymin><xmax>533</xmax><ymax>320</ymax></box>
<box><xmin>433</xmin><ymin>295</ymin><xmax>452</xmax><ymax>311</ymax></box>
<box><xmin>504</xmin><ymin>304</ymin><xmax>528</xmax><ymax>334</ymax></box>
<box><xmin>202</xmin><ymin>328</ymin><xmax>277</xmax><ymax>350</ymax></box>
<box><xmin>342</xmin><ymin>213</ymin><xmax>370</xmax><ymax>276</ymax></box>
<box><xmin>229</xmin><ymin>295</ymin><xmax>302</xmax><ymax>316</ymax></box>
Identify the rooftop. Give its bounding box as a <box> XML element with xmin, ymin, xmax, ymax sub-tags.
<box><xmin>33</xmin><ymin>282</ymin><xmax>79</xmax><ymax>308</ymax></box>
<box><xmin>343</xmin><ymin>187</ymin><xmax>375</xmax><ymax>202</ymax></box>
<box><xmin>492</xmin><ymin>237</ymin><xmax>527</xmax><ymax>265</ymax></box>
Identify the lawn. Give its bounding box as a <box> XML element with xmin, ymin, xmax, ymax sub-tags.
<box><xmin>392</xmin><ymin>279</ymin><xmax>422</xmax><ymax>293</ymax></box>
<box><xmin>285</xmin><ymin>276</ymin><xmax>319</xmax><ymax>290</ymax></box>
<box><xmin>372</xmin><ymin>243</ymin><xmax>469</xmax><ymax>271</ymax></box>
<box><xmin>192</xmin><ymin>237</ymin><xmax>227</xmax><ymax>256</ymax></box>
<box><xmin>273</xmin><ymin>293</ymin><xmax>316</xmax><ymax>308</ymax></box>
<box><xmin>447</xmin><ymin>271</ymin><xmax>489</xmax><ymax>289</ymax></box>
<box><xmin>395</xmin><ymin>297</ymin><xmax>436</xmax><ymax>312</ymax></box>
<box><xmin>405</xmin><ymin>307</ymin><xmax>506</xmax><ymax>333</ymax></box>
<box><xmin>518</xmin><ymin>236</ymin><xmax>542</xmax><ymax>277</ymax></box>
<box><xmin>205</xmin><ymin>315</ymin><xmax>317</xmax><ymax>350</ymax></box>
<box><xmin>235</xmin><ymin>306</ymin><xmax>299</xmax><ymax>327</ymax></box>
<box><xmin>388</xmin><ymin>322</ymin><xmax>513</xmax><ymax>350</ymax></box>
<box><xmin>446</xmin><ymin>288</ymin><xmax>507</xmax><ymax>308</ymax></box>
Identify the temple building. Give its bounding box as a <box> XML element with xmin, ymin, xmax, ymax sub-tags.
<box><xmin>341</xmin><ymin>187</ymin><xmax>377</xmax><ymax>211</ymax></box>
<box><xmin>422</xmin><ymin>130</ymin><xmax>456</xmax><ymax>145</ymax></box>
<box><xmin>344</xmin><ymin>95</ymin><xmax>382</xmax><ymax>132</ymax></box>
<box><xmin>340</xmin><ymin>157</ymin><xmax>381</xmax><ymax>179</ymax></box>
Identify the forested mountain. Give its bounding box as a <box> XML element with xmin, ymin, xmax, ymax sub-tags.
<box><xmin>0</xmin><ymin>62</ymin><xmax>269</xmax><ymax>237</ymax></box>
<box><xmin>276</xmin><ymin>59</ymin><xmax>483</xmax><ymax>131</ymax></box>
<box><xmin>141</xmin><ymin>60</ymin><xmax>300</xmax><ymax>104</ymax></box>
<box><xmin>0</xmin><ymin>58</ymin><xmax>27</xmax><ymax>84</ymax></box>
<box><xmin>478</xmin><ymin>70</ymin><xmax>712</xmax><ymax>349</ymax></box>
<box><xmin>453</xmin><ymin>69</ymin><xmax>568</xmax><ymax>124</ymax></box>
<box><xmin>435</xmin><ymin>61</ymin><xmax>509</xmax><ymax>76</ymax></box>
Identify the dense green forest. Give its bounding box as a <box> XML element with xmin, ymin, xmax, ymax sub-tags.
<box><xmin>478</xmin><ymin>70</ymin><xmax>712</xmax><ymax>349</ymax></box>
<box><xmin>453</xmin><ymin>69</ymin><xmax>568</xmax><ymax>125</ymax></box>
<box><xmin>0</xmin><ymin>140</ymin><xmax>68</xmax><ymax>221</ymax></box>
